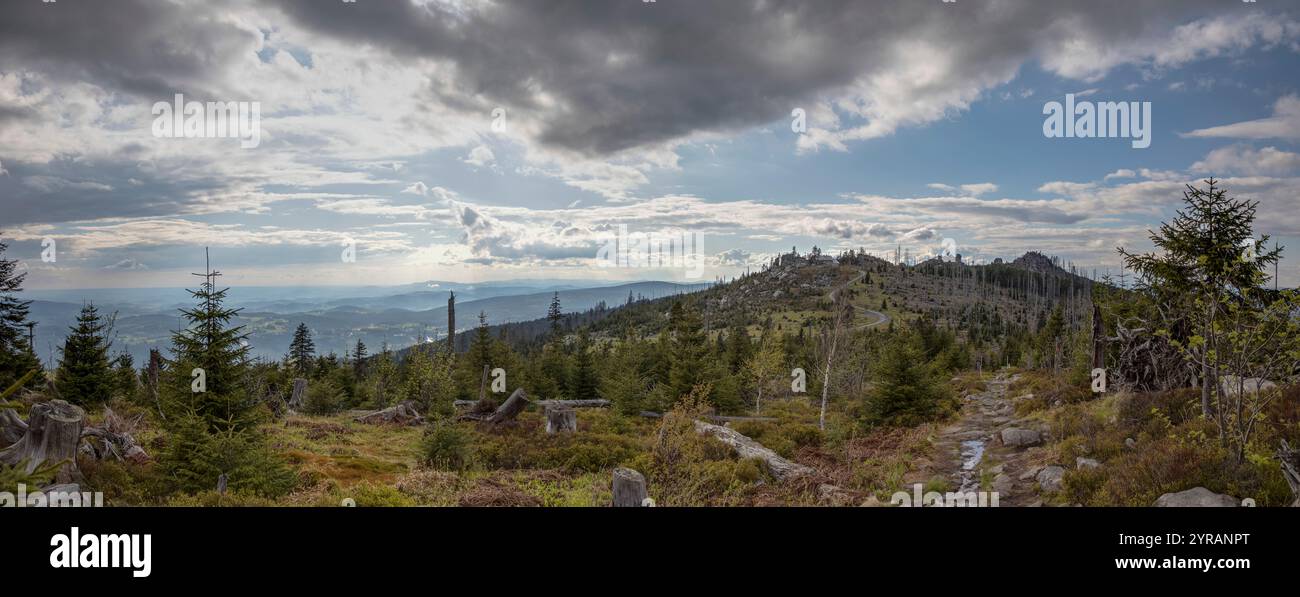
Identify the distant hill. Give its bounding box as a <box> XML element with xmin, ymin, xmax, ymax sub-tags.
<box><xmin>25</xmin><ymin>280</ymin><xmax>710</xmax><ymax>366</ymax></box>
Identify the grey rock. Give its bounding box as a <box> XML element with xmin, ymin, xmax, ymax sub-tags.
<box><xmin>1000</xmin><ymin>427</ymin><xmax>1042</xmax><ymax>447</ymax></box>
<box><xmin>1076</xmin><ymin>457</ymin><xmax>1100</xmax><ymax>470</ymax></box>
<box><xmin>1036</xmin><ymin>465</ymin><xmax>1066</xmax><ymax>492</ymax></box>
<box><xmin>1125</xmin><ymin>437</ymin><xmax>1136</xmax><ymax>449</ymax></box>
<box><xmin>1153</xmin><ymin>487</ymin><xmax>1240</xmax><ymax>507</ymax></box>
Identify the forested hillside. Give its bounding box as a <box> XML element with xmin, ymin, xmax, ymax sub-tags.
<box><xmin>2</xmin><ymin>181</ymin><xmax>1298</xmax><ymax>507</ymax></box>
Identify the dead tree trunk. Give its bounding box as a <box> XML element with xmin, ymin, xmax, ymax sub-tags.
<box><xmin>147</xmin><ymin>348</ymin><xmax>165</xmax><ymax>421</ymax></box>
<box><xmin>457</xmin><ymin>398</ymin><xmax>609</xmax><ymax>410</ymax></box>
<box><xmin>0</xmin><ymin>400</ymin><xmax>85</xmax><ymax>484</ymax></box>
<box><xmin>1091</xmin><ymin>304</ymin><xmax>1105</xmax><ymax>372</ymax></box>
<box><xmin>288</xmin><ymin>378</ymin><xmax>308</xmax><ymax>412</ymax></box>
<box><xmin>611</xmin><ymin>467</ymin><xmax>648</xmax><ymax>507</ymax></box>
<box><xmin>458</xmin><ymin>388</ymin><xmax>531</xmax><ymax>425</ymax></box>
<box><xmin>545</xmin><ymin>405</ymin><xmax>577</xmax><ymax>434</ymax></box>
<box><xmin>693</xmin><ymin>420</ymin><xmax>813</xmax><ymax>482</ymax></box>
<box><xmin>1280</xmin><ymin>440</ymin><xmax>1300</xmax><ymax>507</ymax></box>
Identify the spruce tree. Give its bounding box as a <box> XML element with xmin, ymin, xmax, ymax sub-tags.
<box><xmin>288</xmin><ymin>323</ymin><xmax>315</xmax><ymax>377</ymax></box>
<box><xmin>0</xmin><ymin>237</ymin><xmax>42</xmax><ymax>391</ymax></box>
<box><xmin>547</xmin><ymin>292</ymin><xmax>563</xmax><ymax>336</ymax></box>
<box><xmin>667</xmin><ymin>301</ymin><xmax>708</xmax><ymax>402</ymax></box>
<box><xmin>1120</xmin><ymin>179</ymin><xmax>1281</xmax><ymax>417</ymax></box>
<box><xmin>159</xmin><ymin>252</ymin><xmax>291</xmax><ymax>496</ymax></box>
<box><xmin>352</xmin><ymin>339</ymin><xmax>368</xmax><ymax>379</ymax></box>
<box><xmin>55</xmin><ymin>303</ymin><xmax>114</xmax><ymax>406</ymax></box>
<box><xmin>568</xmin><ymin>329</ymin><xmax>599</xmax><ymax>400</ymax></box>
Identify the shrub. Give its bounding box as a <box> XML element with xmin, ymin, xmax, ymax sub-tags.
<box><xmin>302</xmin><ymin>379</ymin><xmax>345</xmax><ymax>415</ymax></box>
<box><xmin>420</xmin><ymin>422</ymin><xmax>475</xmax><ymax>471</ymax></box>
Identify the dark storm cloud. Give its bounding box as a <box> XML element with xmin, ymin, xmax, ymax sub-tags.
<box><xmin>0</xmin><ymin>0</ymin><xmax>258</xmax><ymax>98</ymax></box>
<box><xmin>268</xmin><ymin>0</ymin><xmax>1227</xmax><ymax>155</ymax></box>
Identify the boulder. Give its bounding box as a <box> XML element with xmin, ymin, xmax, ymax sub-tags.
<box><xmin>1000</xmin><ymin>428</ymin><xmax>1042</xmax><ymax>447</ymax></box>
<box><xmin>1076</xmin><ymin>457</ymin><xmax>1100</xmax><ymax>470</ymax></box>
<box><xmin>1153</xmin><ymin>487</ymin><xmax>1240</xmax><ymax>507</ymax></box>
<box><xmin>1218</xmin><ymin>376</ymin><xmax>1277</xmax><ymax>397</ymax></box>
<box><xmin>992</xmin><ymin>473</ymin><xmax>1013</xmax><ymax>494</ymax></box>
<box><xmin>1036</xmin><ymin>465</ymin><xmax>1066</xmax><ymax>492</ymax></box>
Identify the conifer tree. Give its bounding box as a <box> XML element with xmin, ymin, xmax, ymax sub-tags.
<box><xmin>0</xmin><ymin>237</ymin><xmax>42</xmax><ymax>391</ymax></box>
<box><xmin>568</xmin><ymin>329</ymin><xmax>599</xmax><ymax>400</ymax></box>
<box><xmin>55</xmin><ymin>303</ymin><xmax>114</xmax><ymax>406</ymax></box>
<box><xmin>159</xmin><ymin>252</ymin><xmax>291</xmax><ymax>496</ymax></box>
<box><xmin>1120</xmin><ymin>179</ymin><xmax>1281</xmax><ymax>417</ymax></box>
<box><xmin>667</xmin><ymin>301</ymin><xmax>709</xmax><ymax>402</ymax></box>
<box><xmin>351</xmin><ymin>339</ymin><xmax>368</xmax><ymax>379</ymax></box>
<box><xmin>288</xmin><ymin>323</ymin><xmax>315</xmax><ymax>377</ymax></box>
<box><xmin>547</xmin><ymin>292</ymin><xmax>563</xmax><ymax>336</ymax></box>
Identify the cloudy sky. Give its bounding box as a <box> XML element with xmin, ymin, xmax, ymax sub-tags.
<box><xmin>2</xmin><ymin>0</ymin><xmax>1299</xmax><ymax>289</ymax></box>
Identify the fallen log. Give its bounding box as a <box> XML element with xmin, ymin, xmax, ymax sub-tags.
<box><xmin>354</xmin><ymin>401</ymin><xmax>425</xmax><ymax>426</ymax></box>
<box><xmin>639</xmin><ymin>411</ymin><xmax>776</xmax><ymax>424</ymax></box>
<box><xmin>79</xmin><ymin>408</ymin><xmax>150</xmax><ymax>465</ymax></box>
<box><xmin>0</xmin><ymin>400</ymin><xmax>85</xmax><ymax>484</ymax></box>
<box><xmin>457</xmin><ymin>398</ymin><xmax>610</xmax><ymax>410</ymax></box>
<box><xmin>693</xmin><ymin>420</ymin><xmax>813</xmax><ymax>482</ymax></box>
<box><xmin>457</xmin><ymin>388</ymin><xmax>530</xmax><ymax>425</ymax></box>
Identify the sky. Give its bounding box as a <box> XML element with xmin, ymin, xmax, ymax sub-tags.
<box><xmin>1</xmin><ymin>0</ymin><xmax>1299</xmax><ymax>290</ymax></box>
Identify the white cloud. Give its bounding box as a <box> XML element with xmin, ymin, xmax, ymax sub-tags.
<box><xmin>1185</xmin><ymin>94</ymin><xmax>1300</xmax><ymax>140</ymax></box>
<box><xmin>462</xmin><ymin>145</ymin><xmax>496</xmax><ymax>168</ymax></box>
<box><xmin>1191</xmin><ymin>145</ymin><xmax>1300</xmax><ymax>176</ymax></box>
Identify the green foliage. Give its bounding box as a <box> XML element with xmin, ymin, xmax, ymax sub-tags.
<box><xmin>289</xmin><ymin>323</ymin><xmax>315</xmax><ymax>377</ymax></box>
<box><xmin>0</xmin><ymin>237</ymin><xmax>43</xmax><ymax>393</ymax></box>
<box><xmin>303</xmin><ymin>378</ymin><xmax>345</xmax><ymax>415</ymax></box>
<box><xmin>864</xmin><ymin>332</ymin><xmax>953</xmax><ymax>427</ymax></box>
<box><xmin>55</xmin><ymin>303</ymin><xmax>114</xmax><ymax>406</ymax></box>
<box><xmin>156</xmin><ymin>260</ymin><xmax>292</xmax><ymax>498</ymax></box>
<box><xmin>420</xmin><ymin>421</ymin><xmax>475</xmax><ymax>471</ymax></box>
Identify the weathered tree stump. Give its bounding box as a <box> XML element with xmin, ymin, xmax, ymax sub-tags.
<box><xmin>288</xmin><ymin>378</ymin><xmax>308</xmax><ymax>411</ymax></box>
<box><xmin>0</xmin><ymin>400</ymin><xmax>86</xmax><ymax>484</ymax></box>
<box><xmin>611</xmin><ymin>467</ymin><xmax>648</xmax><ymax>507</ymax></box>
<box><xmin>0</xmin><ymin>408</ymin><xmax>27</xmax><ymax>445</ymax></box>
<box><xmin>545</xmin><ymin>405</ymin><xmax>577</xmax><ymax>434</ymax></box>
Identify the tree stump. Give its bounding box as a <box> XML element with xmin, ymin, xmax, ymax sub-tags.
<box><xmin>0</xmin><ymin>408</ymin><xmax>27</xmax><ymax>446</ymax></box>
<box><xmin>545</xmin><ymin>405</ymin><xmax>577</xmax><ymax>434</ymax></box>
<box><xmin>612</xmin><ymin>467</ymin><xmax>649</xmax><ymax>507</ymax></box>
<box><xmin>0</xmin><ymin>400</ymin><xmax>86</xmax><ymax>484</ymax></box>
<box><xmin>288</xmin><ymin>378</ymin><xmax>308</xmax><ymax>411</ymax></box>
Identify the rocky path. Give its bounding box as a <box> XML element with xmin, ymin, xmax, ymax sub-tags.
<box><xmin>931</xmin><ymin>371</ymin><xmax>1050</xmax><ymax>506</ymax></box>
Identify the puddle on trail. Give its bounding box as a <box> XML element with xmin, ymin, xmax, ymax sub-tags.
<box><xmin>958</xmin><ymin>439</ymin><xmax>985</xmax><ymax>492</ymax></box>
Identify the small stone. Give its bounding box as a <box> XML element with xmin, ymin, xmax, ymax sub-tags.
<box><xmin>1076</xmin><ymin>457</ymin><xmax>1100</xmax><ymax>470</ymax></box>
<box><xmin>1153</xmin><ymin>487</ymin><xmax>1240</xmax><ymax>507</ymax></box>
<box><xmin>1036</xmin><ymin>465</ymin><xmax>1066</xmax><ymax>492</ymax></box>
